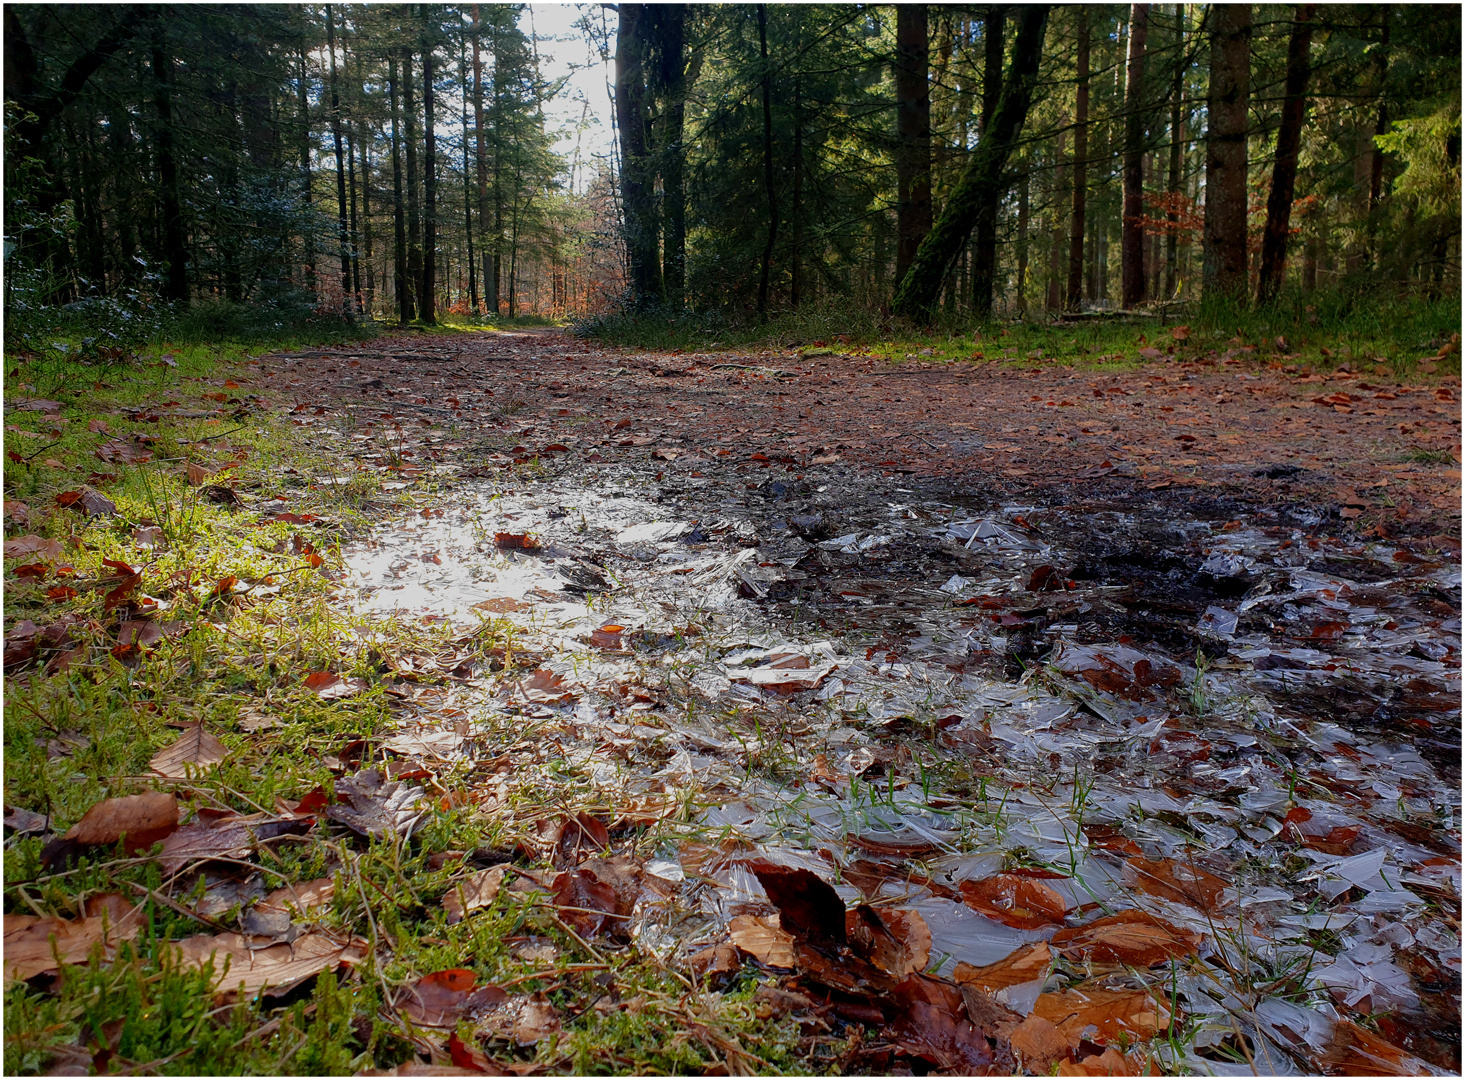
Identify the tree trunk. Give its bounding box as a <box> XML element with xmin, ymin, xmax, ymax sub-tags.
<box><xmin>298</xmin><ymin>44</ymin><xmax>316</xmax><ymax>299</ymax></box>
<box><xmin>152</xmin><ymin>43</ymin><xmax>188</xmax><ymax>303</ymax></box>
<box><xmin>325</xmin><ymin>6</ymin><xmax>352</xmax><ymax>319</ymax></box>
<box><xmin>892</xmin><ymin>5</ymin><xmax>1049</xmax><ymax>324</ymax></box>
<box><xmin>403</xmin><ymin>46</ymin><xmax>423</xmax><ymax>319</ymax></box>
<box><xmin>755</xmin><ymin>4</ymin><xmax>778</xmax><ymax>321</ymax></box>
<box><xmin>1164</xmin><ymin>3</ymin><xmax>1184</xmax><ymax>300</ymax></box>
<box><xmin>1256</xmin><ymin>4</ymin><xmax>1315</xmax><ymax>305</ymax></box>
<box><xmin>473</xmin><ymin>8</ymin><xmax>491</xmax><ymax>313</ymax></box>
<box><xmin>421</xmin><ymin>8</ymin><xmax>438</xmax><ymax>324</ymax></box>
<box><xmin>461</xmin><ymin>35</ymin><xmax>477</xmax><ymax>314</ymax></box>
<box><xmin>1066</xmin><ymin>6</ymin><xmax>1089</xmax><ymax>310</ymax></box>
<box><xmin>1121</xmin><ymin>3</ymin><xmax>1150</xmax><ymax>309</ymax></box>
<box><xmin>616</xmin><ymin>2</ymin><xmax>661</xmax><ymax>305</ymax></box>
<box><xmin>655</xmin><ymin>5</ymin><xmax>689</xmax><ymax>305</ymax></box>
<box><xmin>1367</xmin><ymin>6</ymin><xmax>1390</xmax><ymax>261</ymax></box>
<box><xmin>1203</xmin><ymin>3</ymin><xmax>1250</xmax><ymax>301</ymax></box>
<box><xmin>971</xmin><ymin>5</ymin><xmax>1006</xmax><ymax>319</ymax></box>
<box><xmin>1047</xmin><ymin>125</ymin><xmax>1066</xmax><ymax>309</ymax></box>
<box><xmin>894</xmin><ymin>3</ymin><xmax>932</xmax><ymax>283</ymax></box>
<box><xmin>791</xmin><ymin>76</ymin><xmax>804</xmax><ymax>309</ymax></box>
<box><xmin>389</xmin><ymin>55</ymin><xmax>412</xmax><ymax>323</ymax></box>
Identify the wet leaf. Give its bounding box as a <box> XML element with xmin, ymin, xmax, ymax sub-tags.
<box><xmin>149</xmin><ymin>722</ymin><xmax>228</xmax><ymax>778</ymax></box>
<box><xmin>589</xmin><ymin>624</ymin><xmax>624</xmax><ymax>650</ymax></box>
<box><xmin>1049</xmin><ymin>910</ymin><xmax>1201</xmax><ymax>967</ymax></box>
<box><xmin>727</xmin><ymin>914</ymin><xmax>798</xmax><ymax>969</ymax></box>
<box><xmin>327</xmin><ymin>768</ymin><xmax>427</xmax><ymax>839</ymax></box>
<box><xmin>493</xmin><ymin>533</ymin><xmax>540</xmax><ymax>551</ymax></box>
<box><xmin>508</xmin><ymin>668</ymin><xmax>576</xmax><ymax>706</ymax></box>
<box><xmin>1007</xmin><ymin>1013</ymin><xmax>1075</xmax><ymax>1071</ymax></box>
<box><xmin>1318</xmin><ymin>1017</ymin><xmax>1432</xmax><ymax>1075</ymax></box>
<box><xmin>888</xmin><ymin>973</ymin><xmax>1000</xmax><ymax>1072</ymax></box>
<box><xmin>472</xmin><ymin>597</ymin><xmax>526</xmax><ymax>614</ymax></box>
<box><xmin>168</xmin><ymin>930</ymin><xmax>367</xmax><ymax>998</ymax></box>
<box><xmin>1124</xmin><ymin>856</ymin><xmax>1229</xmax><ymax>913</ymax></box>
<box><xmin>552</xmin><ymin>812</ymin><xmax>610</xmax><ymax>867</ymax></box>
<box><xmin>257</xmin><ymin>877</ymin><xmax>336</xmax><ymax>918</ymax></box>
<box><xmin>747</xmin><ymin>861</ymin><xmax>846</xmax><ymax>949</ymax></box>
<box><xmin>954</xmin><ymin>941</ymin><xmax>1053</xmax><ymax>995</ymax></box>
<box><xmin>397</xmin><ymin>969</ymin><xmax>507</xmax><ymax>1027</ymax></box>
<box><xmin>3</xmin><ymin>895</ymin><xmax>146</xmax><ymax>980</ymax></box>
<box><xmin>4</xmin><ymin>805</ymin><xmax>49</xmax><ymax>835</ymax></box>
<box><xmin>1031</xmin><ymin>986</ymin><xmax>1171</xmax><ymax>1046</ymax></box>
<box><xmin>846</xmin><ymin>905</ymin><xmax>931</xmax><ymax>977</ymax></box>
<box><xmin>1057</xmin><ymin>1047</ymin><xmax>1139</xmax><ymax>1075</ymax></box>
<box><xmin>959</xmin><ymin>873</ymin><xmax>1068</xmax><ymax>929</ymax></box>
<box><xmin>186</xmin><ymin>462</ymin><xmax>213</xmax><ymax>486</ymax></box>
<box><xmin>95</xmin><ymin>437</ymin><xmax>152</xmax><ymax>464</ymax></box>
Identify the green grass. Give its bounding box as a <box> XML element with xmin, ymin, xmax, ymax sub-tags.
<box><xmin>571</xmin><ymin>291</ymin><xmax>1462</xmax><ymax>378</ymax></box>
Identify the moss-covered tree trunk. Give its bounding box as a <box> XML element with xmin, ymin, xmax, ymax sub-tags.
<box><xmin>891</xmin><ymin>5</ymin><xmax>1049</xmax><ymax>325</ymax></box>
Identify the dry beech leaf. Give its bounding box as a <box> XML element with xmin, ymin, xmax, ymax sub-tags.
<box><xmin>3</xmin><ymin>894</ymin><xmax>145</xmax><ymax>980</ymax></box>
<box><xmin>150</xmin><ymin>722</ymin><xmax>228</xmax><ymax>778</ymax></box>
<box><xmin>303</xmin><ymin>671</ymin><xmax>370</xmax><ymax>700</ymax></box>
<box><xmin>327</xmin><ymin>768</ymin><xmax>427</xmax><ymax>839</ymax></box>
<box><xmin>1031</xmin><ymin>986</ymin><xmax>1172</xmax><ymax>1046</ymax></box>
<box><xmin>472</xmin><ymin>597</ymin><xmax>526</xmax><ymax>614</ymax></box>
<box><xmin>157</xmin><ymin>812</ymin><xmax>315</xmax><ymax>876</ymax></box>
<box><xmin>4</xmin><ymin>535</ymin><xmax>64</xmax><ymax>560</ymax></box>
<box><xmin>508</xmin><ymin>668</ymin><xmax>576</xmax><ymax>705</ymax></box>
<box><xmin>396</xmin><ymin>969</ymin><xmax>507</xmax><ymax>1028</ymax></box>
<box><xmin>727</xmin><ymin>914</ymin><xmax>797</xmax><ymax>969</ymax></box>
<box><xmin>954</xmin><ymin>941</ymin><xmax>1053</xmax><ymax>994</ymax></box>
<box><xmin>1124</xmin><ymin>856</ymin><xmax>1229</xmax><ymax>913</ymax></box>
<box><xmin>64</xmin><ymin>792</ymin><xmax>179</xmax><ymax>852</ymax></box>
<box><xmin>552</xmin><ymin>812</ymin><xmax>610</xmax><ymax>867</ymax></box>
<box><xmin>959</xmin><ymin>873</ymin><xmax>1069</xmax><ymax>929</ymax></box>
<box><xmin>444</xmin><ymin>865</ymin><xmax>510</xmax><ymax>924</ymax></box>
<box><xmin>746</xmin><ymin>860</ymin><xmax>847</xmax><ymax>948</ymax></box>
<box><xmin>513</xmin><ymin>992</ymin><xmax>561</xmax><ymax>1046</ymax></box>
<box><xmin>888</xmin><ymin>972</ymin><xmax>1000</xmax><ymax>1073</ymax></box>
<box><xmin>1049</xmin><ymin>909</ymin><xmax>1201</xmax><ymax>967</ymax></box>
<box><xmin>258</xmin><ymin>877</ymin><xmax>336</xmax><ymax>917</ymax></box>
<box><xmin>168</xmin><ymin>930</ymin><xmax>366</xmax><ymax>998</ymax></box>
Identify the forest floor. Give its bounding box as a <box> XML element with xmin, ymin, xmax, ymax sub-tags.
<box><xmin>3</xmin><ymin>324</ymin><xmax>1460</xmax><ymax>1075</ymax></box>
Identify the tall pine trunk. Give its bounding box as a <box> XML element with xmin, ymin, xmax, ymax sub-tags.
<box><xmin>461</xmin><ymin>36</ymin><xmax>477</xmax><ymax>313</ymax></box>
<box><xmin>1256</xmin><ymin>4</ymin><xmax>1315</xmax><ymax>304</ymax></box>
<box><xmin>1120</xmin><ymin>3</ymin><xmax>1150</xmax><ymax>309</ymax></box>
<box><xmin>1066</xmin><ymin>6</ymin><xmax>1089</xmax><ymax>310</ymax></box>
<box><xmin>971</xmin><ymin>5</ymin><xmax>1005</xmax><ymax>318</ymax></box>
<box><xmin>325</xmin><ymin>6</ymin><xmax>352</xmax><ymax>319</ymax></box>
<box><xmin>616</xmin><ymin>3</ymin><xmax>661</xmax><ymax>305</ymax></box>
<box><xmin>1164</xmin><ymin>3</ymin><xmax>1185</xmax><ymax>300</ymax></box>
<box><xmin>403</xmin><ymin>46</ymin><xmax>423</xmax><ymax>319</ymax></box>
<box><xmin>892</xmin><ymin>5</ymin><xmax>1049</xmax><ymax>323</ymax></box>
<box><xmin>153</xmin><ymin>43</ymin><xmax>188</xmax><ymax>302</ymax></box>
<box><xmin>298</xmin><ymin>44</ymin><xmax>316</xmax><ymax>300</ymax></box>
<box><xmin>755</xmin><ymin>4</ymin><xmax>778</xmax><ymax>321</ymax></box>
<box><xmin>472</xmin><ymin>9</ymin><xmax>491</xmax><ymax>313</ymax></box>
<box><xmin>1047</xmin><ymin>125</ymin><xmax>1066</xmax><ymax>309</ymax></box>
<box><xmin>388</xmin><ymin>56</ymin><xmax>412</xmax><ymax>323</ymax></box>
<box><xmin>657</xmin><ymin>5</ymin><xmax>689</xmax><ymax>305</ymax></box>
<box><xmin>1203</xmin><ymin>4</ymin><xmax>1250</xmax><ymax>301</ymax></box>
<box><xmin>894</xmin><ymin>4</ymin><xmax>932</xmax><ymax>283</ymax></box>
<box><xmin>420</xmin><ymin>7</ymin><xmax>437</xmax><ymax>324</ymax></box>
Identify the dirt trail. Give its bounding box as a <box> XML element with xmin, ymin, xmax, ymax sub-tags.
<box><xmin>257</xmin><ymin>327</ymin><xmax>1460</xmax><ymax>1074</ymax></box>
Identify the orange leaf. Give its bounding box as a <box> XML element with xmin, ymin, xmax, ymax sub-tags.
<box><xmin>959</xmin><ymin>873</ymin><xmax>1068</xmax><ymax>929</ymax></box>
<box><xmin>1032</xmin><ymin>986</ymin><xmax>1172</xmax><ymax>1046</ymax></box>
<box><xmin>953</xmin><ymin>941</ymin><xmax>1052</xmax><ymax>993</ymax></box>
<box><xmin>1124</xmin><ymin>856</ymin><xmax>1228</xmax><ymax>912</ymax></box>
<box><xmin>64</xmin><ymin>792</ymin><xmax>179</xmax><ymax>853</ymax></box>
<box><xmin>1049</xmin><ymin>910</ymin><xmax>1201</xmax><ymax>967</ymax></box>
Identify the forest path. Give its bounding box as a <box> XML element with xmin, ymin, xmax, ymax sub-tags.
<box><xmin>270</xmin><ymin>325</ymin><xmax>1460</xmax><ymax>540</ymax></box>
<box><xmin>248</xmin><ymin>325</ymin><xmax>1461</xmax><ymax>1073</ymax></box>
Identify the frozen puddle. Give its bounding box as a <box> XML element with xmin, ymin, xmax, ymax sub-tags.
<box><xmin>341</xmin><ymin>462</ymin><xmax>1461</xmax><ymax>1073</ymax></box>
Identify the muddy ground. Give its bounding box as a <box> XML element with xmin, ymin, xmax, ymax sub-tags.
<box><xmin>259</xmin><ymin>327</ymin><xmax>1459</xmax><ymax>1075</ymax></box>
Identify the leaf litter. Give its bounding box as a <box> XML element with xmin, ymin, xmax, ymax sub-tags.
<box><xmin>5</xmin><ymin>329</ymin><xmax>1458</xmax><ymax>1074</ymax></box>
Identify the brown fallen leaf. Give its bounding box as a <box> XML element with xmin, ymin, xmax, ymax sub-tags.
<box><xmin>55</xmin><ymin>489</ymin><xmax>116</xmax><ymax>518</ymax></box>
<box><xmin>303</xmin><ymin>671</ymin><xmax>371</xmax><ymax>700</ymax></box>
<box><xmin>1049</xmin><ymin>910</ymin><xmax>1201</xmax><ymax>967</ymax></box>
<box><xmin>472</xmin><ymin>597</ymin><xmax>527</xmax><ymax>614</ymax></box>
<box><xmin>4</xmin><ymin>535</ymin><xmax>65</xmax><ymax>561</ymax></box>
<box><xmin>507</xmin><ymin>668</ymin><xmax>576</xmax><ymax>706</ymax></box>
<box><xmin>64</xmin><ymin>791</ymin><xmax>179</xmax><ymax>852</ymax></box>
<box><xmin>257</xmin><ymin>877</ymin><xmax>336</xmax><ymax>918</ymax></box>
<box><xmin>959</xmin><ymin>873</ymin><xmax>1069</xmax><ymax>929</ymax></box>
<box><xmin>157</xmin><ymin>812</ymin><xmax>315</xmax><ymax>876</ymax></box>
<box><xmin>1008</xmin><ymin>1013</ymin><xmax>1075</xmax><ymax>1072</ymax></box>
<box><xmin>327</xmin><ymin>768</ymin><xmax>427</xmax><ymax>839</ymax></box>
<box><xmin>397</xmin><ymin>969</ymin><xmax>507</xmax><ymax>1027</ymax></box>
<box><xmin>1058</xmin><ymin>1047</ymin><xmax>1139</xmax><ymax>1075</ymax></box>
<box><xmin>444</xmin><ymin>865</ymin><xmax>510</xmax><ymax>924</ymax></box>
<box><xmin>728</xmin><ymin>914</ymin><xmax>798</xmax><ymax>969</ymax></box>
<box><xmin>954</xmin><ymin>941</ymin><xmax>1053</xmax><ymax>995</ymax></box>
<box><xmin>746</xmin><ymin>860</ymin><xmax>847</xmax><ymax>949</ymax></box>
<box><xmin>1124</xmin><ymin>856</ymin><xmax>1229</xmax><ymax>913</ymax></box>
<box><xmin>493</xmin><ymin>533</ymin><xmax>540</xmax><ymax>551</ymax></box>
<box><xmin>513</xmin><ymin>992</ymin><xmax>560</xmax><ymax>1046</ymax></box>
<box><xmin>588</xmin><ymin>624</ymin><xmax>624</xmax><ymax>650</ymax></box>
<box><xmin>3</xmin><ymin>895</ymin><xmax>146</xmax><ymax>980</ymax></box>
<box><xmin>1031</xmin><ymin>986</ymin><xmax>1172</xmax><ymax>1046</ymax></box>
<box><xmin>169</xmin><ymin>930</ymin><xmax>367</xmax><ymax>998</ymax></box>
<box><xmin>150</xmin><ymin>722</ymin><xmax>229</xmax><ymax>779</ymax></box>
<box><xmin>845</xmin><ymin>905</ymin><xmax>931</xmax><ymax>978</ymax></box>
<box><xmin>686</xmin><ymin>941</ymin><xmax>742</xmax><ymax>984</ymax></box>
<box><xmin>1317</xmin><ymin>1017</ymin><xmax>1433</xmax><ymax>1076</ymax></box>
<box><xmin>888</xmin><ymin>973</ymin><xmax>1003</xmax><ymax>1073</ymax></box>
